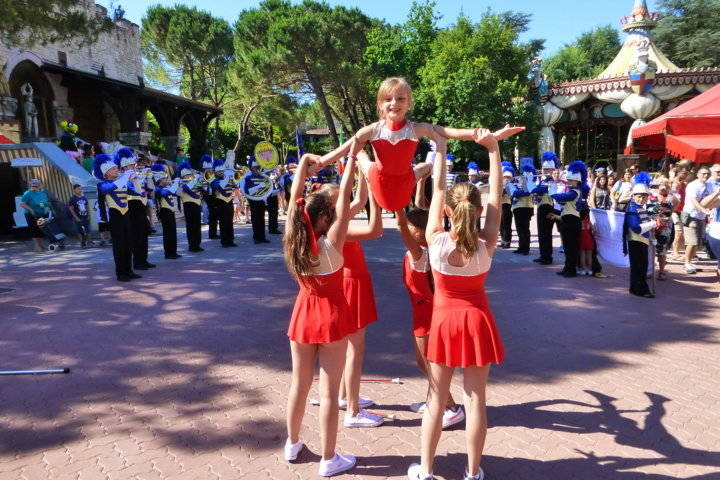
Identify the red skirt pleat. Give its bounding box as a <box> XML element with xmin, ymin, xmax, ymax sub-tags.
<box><xmin>343</xmin><ymin>274</ymin><xmax>378</xmax><ymax>330</ymax></box>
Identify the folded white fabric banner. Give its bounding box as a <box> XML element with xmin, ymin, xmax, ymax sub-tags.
<box><xmin>590</xmin><ymin>208</ymin><xmax>629</xmax><ymax>268</ymax></box>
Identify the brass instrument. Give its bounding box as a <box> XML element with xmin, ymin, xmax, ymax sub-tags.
<box><xmin>226</xmin><ymin>169</ymin><xmax>244</xmax><ymax>188</ymax></box>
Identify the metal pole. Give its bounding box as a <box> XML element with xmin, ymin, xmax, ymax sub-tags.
<box><xmin>0</xmin><ymin>368</ymin><xmax>70</xmax><ymax>376</ymax></box>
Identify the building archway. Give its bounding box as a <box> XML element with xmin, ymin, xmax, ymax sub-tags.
<box><xmin>8</xmin><ymin>61</ymin><xmax>56</xmax><ymax>139</ymax></box>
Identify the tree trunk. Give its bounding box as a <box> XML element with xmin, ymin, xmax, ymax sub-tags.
<box><xmin>305</xmin><ymin>69</ymin><xmax>339</xmax><ymax>148</ymax></box>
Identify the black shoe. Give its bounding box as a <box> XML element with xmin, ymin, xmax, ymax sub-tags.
<box><xmin>269</xmin><ymin>230</ymin><xmax>283</xmax><ymax>235</ymax></box>
<box><xmin>134</xmin><ymin>264</ymin><xmax>149</xmax><ymax>270</ymax></box>
<box><xmin>254</xmin><ymin>239</ymin><xmax>270</xmax><ymax>244</ymax></box>
<box><xmin>189</xmin><ymin>247</ymin><xmax>204</xmax><ymax>252</ymax></box>
<box><xmin>165</xmin><ymin>254</ymin><xmax>182</xmax><ymax>259</ymax></box>
<box><xmin>117</xmin><ymin>275</ymin><xmax>132</xmax><ymax>282</ymax></box>
<box><xmin>128</xmin><ymin>272</ymin><xmax>142</xmax><ymax>279</ymax></box>
<box><xmin>533</xmin><ymin>258</ymin><xmax>543</xmax><ymax>263</ymax></box>
<box><xmin>556</xmin><ymin>270</ymin><xmax>567</xmax><ymax>276</ymax></box>
<box><xmin>538</xmin><ymin>260</ymin><xmax>553</xmax><ymax>265</ymax></box>
<box><xmin>513</xmin><ymin>250</ymin><xmax>529</xmax><ymax>255</ymax></box>
<box><xmin>145</xmin><ymin>262</ymin><xmax>157</xmax><ymax>268</ymax></box>
<box><xmin>642</xmin><ymin>293</ymin><xmax>655</xmax><ymax>298</ymax></box>
<box><xmin>221</xmin><ymin>243</ymin><xmax>238</xmax><ymax>248</ymax></box>
<box><xmin>209</xmin><ymin>234</ymin><xmax>220</xmax><ymax>239</ymax></box>
<box><xmin>562</xmin><ymin>272</ymin><xmax>577</xmax><ymax>278</ymax></box>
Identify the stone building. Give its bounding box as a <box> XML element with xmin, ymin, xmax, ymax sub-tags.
<box><xmin>0</xmin><ymin>0</ymin><xmax>220</xmax><ymax>158</ymax></box>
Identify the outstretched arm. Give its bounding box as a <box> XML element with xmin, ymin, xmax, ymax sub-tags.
<box><xmin>347</xmin><ymin>184</ymin><xmax>383</xmax><ymax>242</ymax></box>
<box><xmin>432</xmin><ymin>124</ymin><xmax>526</xmax><ymax>142</ymax></box>
<box><xmin>477</xmin><ymin>130</ymin><xmax>501</xmax><ymax>256</ymax></box>
<box><xmin>286</xmin><ymin>154</ymin><xmax>314</xmax><ymax>223</ymax></box>
<box><xmin>349</xmin><ymin>166</ymin><xmax>369</xmax><ymax>218</ymax></box>
<box><xmin>425</xmin><ymin>136</ymin><xmax>448</xmax><ymax>245</ymax></box>
<box><xmin>317</xmin><ymin>127</ymin><xmax>373</xmax><ymax>170</ymax></box>
<box><xmin>414</xmin><ymin>171</ymin><xmax>430</xmax><ymax>210</ymax></box>
<box><xmin>326</xmin><ymin>152</ymin><xmax>357</xmax><ymax>250</ymax></box>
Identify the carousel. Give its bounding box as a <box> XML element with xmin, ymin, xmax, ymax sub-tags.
<box><xmin>534</xmin><ymin>0</ymin><xmax>720</xmax><ymax>167</ymax></box>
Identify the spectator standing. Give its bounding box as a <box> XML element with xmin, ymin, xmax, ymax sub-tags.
<box><xmin>81</xmin><ymin>144</ymin><xmax>95</xmax><ymax>173</ymax></box>
<box><xmin>68</xmin><ymin>184</ymin><xmax>93</xmax><ymax>248</ymax></box>
<box><xmin>681</xmin><ymin>166</ymin><xmax>712</xmax><ymax>274</ymax></box>
<box><xmin>670</xmin><ymin>167</ymin><xmax>688</xmax><ymax>259</ymax></box>
<box><xmin>611</xmin><ymin>169</ymin><xmax>634</xmax><ymax>211</ymax></box>
<box><xmin>650</xmin><ymin>182</ymin><xmax>677</xmax><ymax>280</ymax></box>
<box><xmin>700</xmin><ymin>165</ymin><xmax>720</xmax><ymax>298</ymax></box>
<box><xmin>588</xmin><ymin>175</ymin><xmax>611</xmax><ymax>210</ymax></box>
<box><xmin>19</xmin><ymin>178</ymin><xmax>50</xmax><ymax>252</ymax></box>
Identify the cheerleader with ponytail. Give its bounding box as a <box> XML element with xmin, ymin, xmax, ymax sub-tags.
<box><xmin>283</xmin><ymin>152</ymin><xmax>358</xmax><ymax>477</ymax></box>
<box><xmin>408</xmin><ymin>126</ymin><xmax>523</xmax><ymax>480</ymax></box>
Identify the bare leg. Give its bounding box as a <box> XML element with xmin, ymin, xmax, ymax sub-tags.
<box><xmin>32</xmin><ymin>238</ymin><xmax>44</xmax><ymax>251</ymax></box>
<box><xmin>463</xmin><ymin>365</ymin><xmax>491</xmax><ymax>476</ymax></box>
<box><xmin>286</xmin><ymin>341</ymin><xmax>317</xmax><ymax>443</ymax></box>
<box><xmin>658</xmin><ymin>255</ymin><xmax>667</xmax><ymax>275</ymax></box>
<box><xmin>343</xmin><ymin>328</ymin><xmax>366</xmax><ymax>417</ymax></box>
<box><xmin>357</xmin><ymin>155</ymin><xmax>374</xmax><ymax>179</ymax></box>
<box><xmin>415</xmin><ymin>335</ymin><xmax>456</xmax><ymax>410</ymax></box>
<box><xmin>672</xmin><ymin>226</ymin><xmax>684</xmax><ymax>256</ymax></box>
<box><xmin>318</xmin><ymin>338</ymin><xmax>349</xmax><ymax>460</ymax></box>
<box><xmin>414</xmin><ymin>163</ymin><xmax>432</xmax><ymax>180</ymax></box>
<box><xmin>685</xmin><ymin>244</ymin><xmax>697</xmax><ymax>265</ymax></box>
<box><xmin>420</xmin><ymin>361</ymin><xmax>454</xmax><ymax>475</ymax></box>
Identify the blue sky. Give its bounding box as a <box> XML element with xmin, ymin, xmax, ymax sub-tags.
<box><xmin>108</xmin><ymin>0</ymin><xmax>659</xmax><ymax>56</ymax></box>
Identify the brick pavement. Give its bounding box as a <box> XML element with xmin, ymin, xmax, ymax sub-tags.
<box><xmin>1</xmin><ymin>216</ymin><xmax>719</xmax><ymax>480</ymax></box>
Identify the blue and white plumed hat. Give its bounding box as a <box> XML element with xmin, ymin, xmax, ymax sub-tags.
<box><xmin>93</xmin><ymin>154</ymin><xmax>117</xmax><ymax>180</ymax></box>
<box><xmin>213</xmin><ymin>158</ymin><xmax>226</xmax><ymax>173</ymax></box>
<box><xmin>247</xmin><ymin>155</ymin><xmax>257</xmax><ymax>169</ymax></box>
<box><xmin>201</xmin><ymin>154</ymin><xmax>213</xmax><ymax>170</ymax></box>
<box><xmin>151</xmin><ymin>163</ymin><xmax>167</xmax><ymax>181</ymax></box>
<box><xmin>520</xmin><ymin>158</ymin><xmax>536</xmax><ymax>175</ymax></box>
<box><xmin>467</xmin><ymin>161</ymin><xmax>479</xmax><ymax>175</ymax></box>
<box><xmin>565</xmin><ymin>160</ymin><xmax>587</xmax><ymax>183</ymax></box>
<box><xmin>446</xmin><ymin>154</ymin><xmax>455</xmax><ymax>168</ymax></box>
<box><xmin>502</xmin><ymin>166</ymin><xmax>516</xmax><ymax>178</ymax></box>
<box><xmin>178</xmin><ymin>161</ymin><xmax>194</xmax><ymax>177</ymax></box>
<box><xmin>631</xmin><ymin>171</ymin><xmax>652</xmax><ymax>195</ymax></box>
<box><xmin>285</xmin><ymin>155</ymin><xmax>298</xmax><ymax>166</ymax></box>
<box><xmin>114</xmin><ymin>147</ymin><xmax>137</xmax><ymax>169</ymax></box>
<box><xmin>541</xmin><ymin>151</ymin><xmax>559</xmax><ymax>170</ymax></box>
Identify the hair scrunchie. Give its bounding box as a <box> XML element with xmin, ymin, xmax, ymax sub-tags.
<box><xmin>296</xmin><ymin>198</ymin><xmax>319</xmax><ymax>255</ymax></box>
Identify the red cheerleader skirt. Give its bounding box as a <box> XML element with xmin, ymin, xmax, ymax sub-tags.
<box><xmin>343</xmin><ymin>241</ymin><xmax>378</xmax><ymax>330</ymax></box>
<box><xmin>426</xmin><ymin>270</ymin><xmax>505</xmax><ymax>368</ymax></box>
<box><xmin>402</xmin><ymin>253</ymin><xmax>433</xmax><ymax>337</ymax></box>
<box><xmin>579</xmin><ymin>228</ymin><xmax>596</xmax><ymax>251</ymax></box>
<box><xmin>287</xmin><ymin>269</ymin><xmax>355</xmax><ymax>344</ymax></box>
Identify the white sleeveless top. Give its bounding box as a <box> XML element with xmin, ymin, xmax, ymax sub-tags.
<box><xmin>406</xmin><ymin>246</ymin><xmax>430</xmax><ymax>273</ymax></box>
<box><xmin>369</xmin><ymin>120</ymin><xmax>419</xmax><ymax>144</ymax></box>
<box><xmin>429</xmin><ymin>231</ymin><xmax>491</xmax><ymax>276</ymax></box>
<box><xmin>312</xmin><ymin>236</ymin><xmax>344</xmax><ymax>275</ymax></box>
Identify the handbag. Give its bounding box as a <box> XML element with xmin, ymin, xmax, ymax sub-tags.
<box><xmin>679</xmin><ymin>211</ymin><xmax>692</xmax><ymax>227</ymax></box>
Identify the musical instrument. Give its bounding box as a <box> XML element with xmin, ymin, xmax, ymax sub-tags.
<box><xmin>244</xmin><ymin>172</ymin><xmax>275</xmax><ymax>202</ymax></box>
<box><xmin>254</xmin><ymin>141</ymin><xmax>279</xmax><ymax>170</ymax></box>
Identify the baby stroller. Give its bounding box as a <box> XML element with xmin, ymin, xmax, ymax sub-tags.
<box><xmin>36</xmin><ymin>211</ymin><xmax>66</xmax><ymax>252</ymax></box>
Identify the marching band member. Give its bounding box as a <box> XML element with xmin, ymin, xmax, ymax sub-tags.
<box><xmin>623</xmin><ymin>172</ymin><xmax>657</xmax><ymax>298</ymax></box>
<box><xmin>201</xmin><ymin>154</ymin><xmax>219</xmax><ymax>239</ymax></box>
<box><xmin>499</xmin><ymin>162</ymin><xmax>515</xmax><ymax>249</ymax></box>
<box><xmin>532</xmin><ymin>152</ymin><xmax>560</xmax><ymax>265</ymax></box>
<box><xmin>94</xmin><ymin>154</ymin><xmax>138</xmax><ymax>282</ymax></box>
<box><xmin>244</xmin><ymin>156</ymin><xmax>280</xmax><ymax>244</ymax></box>
<box><xmin>551</xmin><ymin>161</ymin><xmax>589</xmax><ymax>278</ymax></box>
<box><xmin>210</xmin><ymin>159</ymin><xmax>237</xmax><ymax>248</ymax></box>
<box><xmin>152</xmin><ymin>164</ymin><xmax>182</xmax><ymax>259</ymax></box>
<box><xmin>115</xmin><ymin>147</ymin><xmax>155</xmax><ymax>271</ymax></box>
<box><xmin>178</xmin><ymin>161</ymin><xmax>204</xmax><ymax>253</ymax></box>
<box><xmin>507</xmin><ymin>162</ymin><xmax>534</xmax><ymax>255</ymax></box>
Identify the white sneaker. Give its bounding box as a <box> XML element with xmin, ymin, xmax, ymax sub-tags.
<box><xmin>684</xmin><ymin>263</ymin><xmax>698</xmax><ymax>274</ymax></box>
<box><xmin>408</xmin><ymin>463</ymin><xmax>435</xmax><ymax>480</ymax></box>
<box><xmin>338</xmin><ymin>396</ymin><xmax>374</xmax><ymax>409</ymax></box>
<box><xmin>442</xmin><ymin>406</ymin><xmax>465</xmax><ymax>429</ymax></box>
<box><xmin>464</xmin><ymin>466</ymin><xmax>485</xmax><ymax>480</ymax></box>
<box><xmin>344</xmin><ymin>409</ymin><xmax>384</xmax><ymax>428</ymax></box>
<box><xmin>319</xmin><ymin>453</ymin><xmax>356</xmax><ymax>477</ymax></box>
<box><xmin>283</xmin><ymin>438</ymin><xmax>304</xmax><ymax>461</ymax></box>
<box><xmin>409</xmin><ymin>401</ymin><xmax>426</xmax><ymax>413</ymax></box>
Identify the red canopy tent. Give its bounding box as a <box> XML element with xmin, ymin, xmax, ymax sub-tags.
<box><xmin>632</xmin><ymin>83</ymin><xmax>720</xmax><ymax>164</ymax></box>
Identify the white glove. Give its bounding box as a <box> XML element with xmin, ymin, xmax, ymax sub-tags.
<box><xmin>113</xmin><ymin>170</ymin><xmax>133</xmax><ymax>189</ymax></box>
<box><xmin>640</xmin><ymin>220</ymin><xmax>655</xmax><ymax>235</ymax></box>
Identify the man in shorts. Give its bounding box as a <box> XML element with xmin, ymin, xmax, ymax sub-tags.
<box><xmin>682</xmin><ymin>166</ymin><xmax>712</xmax><ymax>273</ymax></box>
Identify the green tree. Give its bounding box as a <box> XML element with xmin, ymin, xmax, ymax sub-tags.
<box><xmin>543</xmin><ymin>25</ymin><xmax>620</xmax><ymax>82</ymax></box>
<box><xmin>0</xmin><ymin>0</ymin><xmax>113</xmax><ymax>48</ymax></box>
<box><xmin>654</xmin><ymin>0</ymin><xmax>720</xmax><ymax>68</ymax></box>
<box><xmin>234</xmin><ymin>0</ymin><xmax>374</xmax><ymax>147</ymax></box>
<box><xmin>417</xmin><ymin>13</ymin><xmax>538</xmax><ymax>160</ymax></box>
<box><xmin>141</xmin><ymin>5</ymin><xmax>233</xmax><ymax>104</ymax></box>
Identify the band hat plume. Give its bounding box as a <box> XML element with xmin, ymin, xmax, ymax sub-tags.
<box><xmin>467</xmin><ymin>161</ymin><xmax>479</xmax><ymax>175</ymax></box>
<box><xmin>178</xmin><ymin>161</ymin><xmax>194</xmax><ymax>177</ymax></box>
<box><xmin>151</xmin><ymin>163</ymin><xmax>167</xmax><ymax>180</ymax></box>
<box><xmin>114</xmin><ymin>147</ymin><xmax>137</xmax><ymax>168</ymax></box>
<box><xmin>201</xmin><ymin>154</ymin><xmax>213</xmax><ymax>169</ymax></box>
<box><xmin>565</xmin><ymin>161</ymin><xmax>587</xmax><ymax>182</ymax></box>
<box><xmin>212</xmin><ymin>158</ymin><xmax>225</xmax><ymax>172</ymax></box>
<box><xmin>541</xmin><ymin>151</ymin><xmax>559</xmax><ymax>170</ymax></box>
<box><xmin>93</xmin><ymin>154</ymin><xmax>117</xmax><ymax>180</ymax></box>
<box><xmin>632</xmin><ymin>183</ymin><xmax>650</xmax><ymax>195</ymax></box>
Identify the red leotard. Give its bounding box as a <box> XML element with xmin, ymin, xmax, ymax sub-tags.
<box><xmin>287</xmin><ymin>238</ymin><xmax>355</xmax><ymax>344</ymax></box>
<box><xmin>367</xmin><ymin>120</ymin><xmax>419</xmax><ymax>211</ymax></box>
<box><xmin>342</xmin><ymin>241</ymin><xmax>378</xmax><ymax>330</ymax></box>
<box><xmin>402</xmin><ymin>248</ymin><xmax>433</xmax><ymax>337</ymax></box>
<box><xmin>425</xmin><ymin>233</ymin><xmax>505</xmax><ymax>367</ymax></box>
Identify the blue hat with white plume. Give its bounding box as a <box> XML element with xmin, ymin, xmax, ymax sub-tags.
<box><xmin>467</xmin><ymin>161</ymin><xmax>479</xmax><ymax>175</ymax></box>
<box><xmin>151</xmin><ymin>163</ymin><xmax>167</xmax><ymax>181</ymax></box>
<box><xmin>178</xmin><ymin>161</ymin><xmax>194</xmax><ymax>177</ymax></box>
<box><xmin>201</xmin><ymin>154</ymin><xmax>213</xmax><ymax>170</ymax></box>
<box><xmin>541</xmin><ymin>152</ymin><xmax>559</xmax><ymax>170</ymax></box>
<box><xmin>114</xmin><ymin>147</ymin><xmax>136</xmax><ymax>168</ymax></box>
<box><xmin>632</xmin><ymin>171</ymin><xmax>652</xmax><ymax>195</ymax></box>
<box><xmin>93</xmin><ymin>154</ymin><xmax>117</xmax><ymax>180</ymax></box>
<box><xmin>213</xmin><ymin>158</ymin><xmax>226</xmax><ymax>172</ymax></box>
<box><xmin>565</xmin><ymin>160</ymin><xmax>587</xmax><ymax>183</ymax></box>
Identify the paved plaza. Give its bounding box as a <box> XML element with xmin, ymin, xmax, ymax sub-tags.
<box><xmin>1</xmin><ymin>215</ymin><xmax>719</xmax><ymax>480</ymax></box>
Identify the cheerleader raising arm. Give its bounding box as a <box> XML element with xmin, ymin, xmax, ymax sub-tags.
<box><xmin>424</xmin><ymin>135</ymin><xmax>449</xmax><ymax>245</ymax></box>
<box><xmin>476</xmin><ymin>131</ymin><xmax>503</xmax><ymax>257</ymax></box>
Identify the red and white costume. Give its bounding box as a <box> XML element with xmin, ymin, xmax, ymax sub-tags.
<box><xmin>426</xmin><ymin>232</ymin><xmax>505</xmax><ymax>367</ymax></box>
<box><xmin>342</xmin><ymin>241</ymin><xmax>378</xmax><ymax>330</ymax></box>
<box><xmin>287</xmin><ymin>237</ymin><xmax>355</xmax><ymax>344</ymax></box>
<box><xmin>402</xmin><ymin>246</ymin><xmax>433</xmax><ymax>337</ymax></box>
<box><xmin>367</xmin><ymin>120</ymin><xmax>419</xmax><ymax>211</ymax></box>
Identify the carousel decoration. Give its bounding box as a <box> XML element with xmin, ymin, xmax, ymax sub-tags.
<box><xmin>536</xmin><ymin>0</ymin><xmax>720</xmax><ymax>161</ymax></box>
